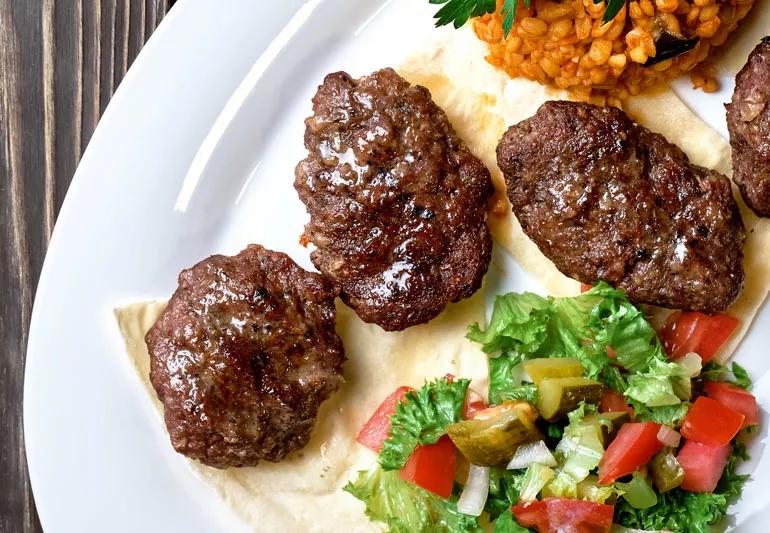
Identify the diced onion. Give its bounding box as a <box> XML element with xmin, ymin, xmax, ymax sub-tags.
<box><xmin>656</xmin><ymin>425</ymin><xmax>681</xmax><ymax>448</ymax></box>
<box><xmin>457</xmin><ymin>465</ymin><xmax>490</xmax><ymax>517</ymax></box>
<box><xmin>678</xmin><ymin>352</ymin><xmax>702</xmax><ymax>377</ymax></box>
<box><xmin>507</xmin><ymin>440</ymin><xmax>557</xmax><ymax>470</ymax></box>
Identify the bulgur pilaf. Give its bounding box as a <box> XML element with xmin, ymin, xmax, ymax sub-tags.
<box><xmin>473</xmin><ymin>0</ymin><xmax>755</xmax><ymax>106</ymax></box>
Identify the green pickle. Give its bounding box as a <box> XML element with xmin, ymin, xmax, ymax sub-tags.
<box><xmin>650</xmin><ymin>450</ymin><xmax>685</xmax><ymax>492</ymax></box>
<box><xmin>617</xmin><ymin>472</ymin><xmax>658</xmax><ymax>509</ymax></box>
<box><xmin>446</xmin><ymin>402</ymin><xmax>541</xmax><ymax>466</ymax></box>
<box><xmin>581</xmin><ymin>411</ymin><xmax>630</xmax><ymax>445</ymax></box>
<box><xmin>536</xmin><ymin>377</ymin><xmax>604</xmax><ymax>421</ymax></box>
<box><xmin>523</xmin><ymin>358</ymin><xmax>585</xmax><ymax>385</ymax></box>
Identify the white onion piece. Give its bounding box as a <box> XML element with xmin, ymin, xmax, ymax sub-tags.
<box><xmin>678</xmin><ymin>352</ymin><xmax>702</xmax><ymax>377</ymax></box>
<box><xmin>657</xmin><ymin>425</ymin><xmax>681</xmax><ymax>448</ymax></box>
<box><xmin>507</xmin><ymin>440</ymin><xmax>557</xmax><ymax>469</ymax></box>
<box><xmin>457</xmin><ymin>465</ymin><xmax>490</xmax><ymax>517</ymax></box>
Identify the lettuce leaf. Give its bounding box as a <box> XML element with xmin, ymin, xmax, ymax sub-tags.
<box><xmin>379</xmin><ymin>376</ymin><xmax>470</xmax><ymax>470</ymax></box>
<box><xmin>614</xmin><ymin>443</ymin><xmax>750</xmax><ymax>532</ymax></box>
<box><xmin>485</xmin><ymin>468</ymin><xmax>527</xmax><ymax>521</ymax></box>
<box><xmin>701</xmin><ymin>361</ymin><xmax>752</xmax><ymax>390</ymax></box>
<box><xmin>344</xmin><ymin>466</ymin><xmax>481</xmax><ymax>533</ymax></box>
<box><xmin>468</xmin><ymin>283</ymin><xmax>689</xmax><ymax>425</ymax></box>
<box><xmin>493</xmin><ymin>510</ymin><xmax>532</xmax><ymax>533</ymax></box>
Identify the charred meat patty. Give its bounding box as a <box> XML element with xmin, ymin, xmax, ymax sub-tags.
<box><xmin>497</xmin><ymin>101</ymin><xmax>745</xmax><ymax>314</ymax></box>
<box><xmin>294</xmin><ymin>68</ymin><xmax>494</xmax><ymax>331</ymax></box>
<box><xmin>727</xmin><ymin>37</ymin><xmax>770</xmax><ymax>217</ymax></box>
<box><xmin>145</xmin><ymin>245</ymin><xmax>344</xmax><ymax>468</ymax></box>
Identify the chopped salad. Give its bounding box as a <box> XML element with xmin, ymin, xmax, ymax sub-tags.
<box><xmin>345</xmin><ymin>283</ymin><xmax>757</xmax><ymax>532</ymax></box>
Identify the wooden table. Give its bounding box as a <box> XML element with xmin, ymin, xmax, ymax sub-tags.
<box><xmin>0</xmin><ymin>1</ymin><xmax>173</xmax><ymax>530</ymax></box>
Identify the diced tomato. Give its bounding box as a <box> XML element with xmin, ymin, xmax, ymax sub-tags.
<box><xmin>355</xmin><ymin>386</ymin><xmax>412</xmax><ymax>452</ymax></box>
<box><xmin>677</xmin><ymin>439</ymin><xmax>730</xmax><ymax>493</ymax></box>
<box><xmin>598</xmin><ymin>422</ymin><xmax>663</xmax><ymax>484</ymax></box>
<box><xmin>659</xmin><ymin>311</ymin><xmax>739</xmax><ymax>362</ymax></box>
<box><xmin>704</xmin><ymin>381</ymin><xmax>759</xmax><ymax>428</ymax></box>
<box><xmin>581</xmin><ymin>283</ymin><xmax>593</xmax><ymax>293</ymax></box>
<box><xmin>445</xmin><ymin>373</ymin><xmax>455</xmax><ymax>384</ymax></box>
<box><xmin>606</xmin><ymin>346</ymin><xmax>617</xmax><ymax>359</ymax></box>
<box><xmin>599</xmin><ymin>390</ymin><xmax>634</xmax><ymax>417</ymax></box>
<box><xmin>680</xmin><ymin>396</ymin><xmax>745</xmax><ymax>447</ymax></box>
<box><xmin>512</xmin><ymin>498</ymin><xmax>614</xmax><ymax>533</ymax></box>
<box><xmin>399</xmin><ymin>435</ymin><xmax>457</xmax><ymax>499</ymax></box>
<box><xmin>463</xmin><ymin>388</ymin><xmax>487</xmax><ymax>420</ymax></box>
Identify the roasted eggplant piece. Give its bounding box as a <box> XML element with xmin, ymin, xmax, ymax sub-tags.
<box><xmin>447</xmin><ymin>402</ymin><xmax>541</xmax><ymax>466</ymax></box>
<box><xmin>644</xmin><ymin>17</ymin><xmax>699</xmax><ymax>67</ymax></box>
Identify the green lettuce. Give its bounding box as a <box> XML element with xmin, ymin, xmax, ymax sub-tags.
<box><xmin>493</xmin><ymin>510</ymin><xmax>532</xmax><ymax>533</ymax></box>
<box><xmin>379</xmin><ymin>376</ymin><xmax>470</xmax><ymax>470</ymax></box>
<box><xmin>344</xmin><ymin>466</ymin><xmax>481</xmax><ymax>533</ymax></box>
<box><xmin>485</xmin><ymin>468</ymin><xmax>526</xmax><ymax>521</ymax></box>
<box><xmin>614</xmin><ymin>443</ymin><xmax>750</xmax><ymax>532</ymax></box>
<box><xmin>468</xmin><ymin>283</ymin><xmax>690</xmax><ymax>425</ymax></box>
<box><xmin>701</xmin><ymin>361</ymin><xmax>752</xmax><ymax>390</ymax></box>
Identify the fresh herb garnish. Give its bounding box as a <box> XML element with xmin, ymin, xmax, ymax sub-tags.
<box><xmin>430</xmin><ymin>0</ymin><xmax>623</xmax><ymax>36</ymax></box>
<box><xmin>379</xmin><ymin>376</ymin><xmax>470</xmax><ymax>470</ymax></box>
<box><xmin>429</xmin><ymin>0</ymin><xmax>530</xmax><ymax>38</ymax></box>
<box><xmin>599</xmin><ymin>0</ymin><xmax>626</xmax><ymax>24</ymax></box>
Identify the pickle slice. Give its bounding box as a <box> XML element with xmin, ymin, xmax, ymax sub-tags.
<box><xmin>523</xmin><ymin>358</ymin><xmax>585</xmax><ymax>385</ymax></box>
<box><xmin>537</xmin><ymin>377</ymin><xmax>603</xmax><ymax>421</ymax></box>
<box><xmin>447</xmin><ymin>402</ymin><xmax>542</xmax><ymax>466</ymax></box>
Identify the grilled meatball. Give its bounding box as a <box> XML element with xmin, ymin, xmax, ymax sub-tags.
<box><xmin>295</xmin><ymin>68</ymin><xmax>494</xmax><ymax>331</ymax></box>
<box><xmin>497</xmin><ymin>101</ymin><xmax>745</xmax><ymax>314</ymax></box>
<box><xmin>145</xmin><ymin>245</ymin><xmax>344</xmax><ymax>468</ymax></box>
<box><xmin>727</xmin><ymin>37</ymin><xmax>770</xmax><ymax>217</ymax></box>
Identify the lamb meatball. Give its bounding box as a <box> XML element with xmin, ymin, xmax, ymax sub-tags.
<box><xmin>497</xmin><ymin>101</ymin><xmax>745</xmax><ymax>314</ymax></box>
<box><xmin>727</xmin><ymin>37</ymin><xmax>770</xmax><ymax>217</ymax></box>
<box><xmin>145</xmin><ymin>245</ymin><xmax>344</xmax><ymax>468</ymax></box>
<box><xmin>294</xmin><ymin>68</ymin><xmax>494</xmax><ymax>331</ymax></box>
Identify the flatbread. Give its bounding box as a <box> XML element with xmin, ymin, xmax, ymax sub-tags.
<box><xmin>115</xmin><ymin>25</ymin><xmax>770</xmax><ymax>531</ymax></box>
<box><xmin>115</xmin><ymin>293</ymin><xmax>488</xmax><ymax>532</ymax></box>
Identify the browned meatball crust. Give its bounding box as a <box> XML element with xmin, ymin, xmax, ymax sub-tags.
<box><xmin>497</xmin><ymin>101</ymin><xmax>745</xmax><ymax>314</ymax></box>
<box><xmin>727</xmin><ymin>37</ymin><xmax>770</xmax><ymax>217</ymax></box>
<box><xmin>145</xmin><ymin>245</ymin><xmax>344</xmax><ymax>468</ymax></box>
<box><xmin>294</xmin><ymin>68</ymin><xmax>494</xmax><ymax>331</ymax></box>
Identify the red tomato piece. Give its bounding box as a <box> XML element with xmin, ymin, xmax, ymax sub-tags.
<box><xmin>355</xmin><ymin>386</ymin><xmax>412</xmax><ymax>452</ymax></box>
<box><xmin>463</xmin><ymin>388</ymin><xmax>487</xmax><ymax>420</ymax></box>
<box><xmin>599</xmin><ymin>390</ymin><xmax>633</xmax><ymax>417</ymax></box>
<box><xmin>680</xmin><ymin>396</ymin><xmax>745</xmax><ymax>447</ymax></box>
<box><xmin>598</xmin><ymin>422</ymin><xmax>663</xmax><ymax>484</ymax></box>
<box><xmin>399</xmin><ymin>435</ymin><xmax>457</xmax><ymax>499</ymax></box>
<box><xmin>512</xmin><ymin>498</ymin><xmax>614</xmax><ymax>533</ymax></box>
<box><xmin>704</xmin><ymin>381</ymin><xmax>759</xmax><ymax>428</ymax></box>
<box><xmin>677</xmin><ymin>439</ymin><xmax>730</xmax><ymax>493</ymax></box>
<box><xmin>659</xmin><ymin>312</ymin><xmax>739</xmax><ymax>362</ymax></box>
<box><xmin>581</xmin><ymin>283</ymin><xmax>593</xmax><ymax>293</ymax></box>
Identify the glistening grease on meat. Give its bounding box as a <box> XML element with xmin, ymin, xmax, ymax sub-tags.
<box><xmin>727</xmin><ymin>37</ymin><xmax>770</xmax><ymax>218</ymax></box>
<box><xmin>295</xmin><ymin>68</ymin><xmax>494</xmax><ymax>331</ymax></box>
<box><xmin>497</xmin><ymin>101</ymin><xmax>745</xmax><ymax>314</ymax></box>
<box><xmin>145</xmin><ymin>245</ymin><xmax>344</xmax><ymax>468</ymax></box>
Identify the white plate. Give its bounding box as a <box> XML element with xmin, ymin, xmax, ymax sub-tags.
<box><xmin>23</xmin><ymin>1</ymin><xmax>770</xmax><ymax>531</ymax></box>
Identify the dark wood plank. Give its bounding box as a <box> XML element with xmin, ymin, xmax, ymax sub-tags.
<box><xmin>0</xmin><ymin>1</ymin><xmax>171</xmax><ymax>530</ymax></box>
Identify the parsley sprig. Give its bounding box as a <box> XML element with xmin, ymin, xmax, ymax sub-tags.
<box><xmin>429</xmin><ymin>0</ymin><xmax>529</xmax><ymax>37</ymax></box>
<box><xmin>429</xmin><ymin>0</ymin><xmax>625</xmax><ymax>37</ymax></box>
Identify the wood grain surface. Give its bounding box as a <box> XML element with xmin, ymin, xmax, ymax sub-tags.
<box><xmin>0</xmin><ymin>1</ymin><xmax>173</xmax><ymax>530</ymax></box>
